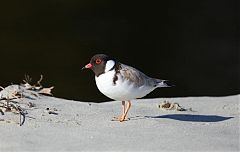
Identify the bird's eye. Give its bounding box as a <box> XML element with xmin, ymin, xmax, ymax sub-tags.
<box><xmin>95</xmin><ymin>58</ymin><xmax>102</xmax><ymax>64</ymax></box>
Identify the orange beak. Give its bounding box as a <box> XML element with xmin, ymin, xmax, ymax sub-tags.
<box><xmin>82</xmin><ymin>63</ymin><xmax>93</xmax><ymax>70</ymax></box>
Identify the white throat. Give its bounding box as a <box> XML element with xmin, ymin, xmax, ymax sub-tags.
<box><xmin>105</xmin><ymin>60</ymin><xmax>115</xmax><ymax>72</ymax></box>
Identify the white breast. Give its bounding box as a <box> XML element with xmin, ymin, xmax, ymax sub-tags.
<box><xmin>95</xmin><ymin>70</ymin><xmax>155</xmax><ymax>101</ymax></box>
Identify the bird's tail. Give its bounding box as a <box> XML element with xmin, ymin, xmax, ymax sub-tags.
<box><xmin>156</xmin><ymin>79</ymin><xmax>174</xmax><ymax>88</ymax></box>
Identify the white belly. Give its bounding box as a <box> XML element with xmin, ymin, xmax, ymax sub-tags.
<box><xmin>95</xmin><ymin>70</ymin><xmax>155</xmax><ymax>101</ymax></box>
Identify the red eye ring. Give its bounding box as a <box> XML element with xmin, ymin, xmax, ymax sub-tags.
<box><xmin>95</xmin><ymin>58</ymin><xmax>102</xmax><ymax>64</ymax></box>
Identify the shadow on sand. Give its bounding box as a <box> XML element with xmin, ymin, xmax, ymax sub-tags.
<box><xmin>145</xmin><ymin>114</ymin><xmax>233</xmax><ymax>122</ymax></box>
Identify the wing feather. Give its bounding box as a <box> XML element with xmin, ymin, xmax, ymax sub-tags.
<box><xmin>118</xmin><ymin>63</ymin><xmax>157</xmax><ymax>87</ymax></box>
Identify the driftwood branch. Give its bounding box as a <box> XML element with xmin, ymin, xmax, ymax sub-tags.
<box><xmin>0</xmin><ymin>75</ymin><xmax>54</xmax><ymax>126</ymax></box>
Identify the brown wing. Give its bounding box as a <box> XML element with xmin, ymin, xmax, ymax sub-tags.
<box><xmin>118</xmin><ymin>63</ymin><xmax>158</xmax><ymax>87</ymax></box>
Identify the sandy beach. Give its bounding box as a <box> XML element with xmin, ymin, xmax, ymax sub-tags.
<box><xmin>0</xmin><ymin>95</ymin><xmax>239</xmax><ymax>152</ymax></box>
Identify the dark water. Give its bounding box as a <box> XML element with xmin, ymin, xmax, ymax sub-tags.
<box><xmin>0</xmin><ymin>1</ymin><xmax>239</xmax><ymax>102</ymax></box>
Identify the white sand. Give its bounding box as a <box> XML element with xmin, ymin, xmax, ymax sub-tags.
<box><xmin>0</xmin><ymin>95</ymin><xmax>239</xmax><ymax>152</ymax></box>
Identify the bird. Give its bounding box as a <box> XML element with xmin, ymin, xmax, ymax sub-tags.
<box><xmin>82</xmin><ymin>54</ymin><xmax>171</xmax><ymax>122</ymax></box>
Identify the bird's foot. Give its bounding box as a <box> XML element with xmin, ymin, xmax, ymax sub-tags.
<box><xmin>112</xmin><ymin>115</ymin><xmax>129</xmax><ymax>122</ymax></box>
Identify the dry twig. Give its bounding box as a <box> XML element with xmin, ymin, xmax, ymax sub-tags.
<box><xmin>0</xmin><ymin>75</ymin><xmax>54</xmax><ymax>126</ymax></box>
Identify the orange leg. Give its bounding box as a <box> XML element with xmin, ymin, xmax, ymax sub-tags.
<box><xmin>122</xmin><ymin>101</ymin><xmax>126</xmax><ymax>114</ymax></box>
<box><xmin>120</xmin><ymin>100</ymin><xmax>131</xmax><ymax>122</ymax></box>
<box><xmin>112</xmin><ymin>101</ymin><xmax>131</xmax><ymax>122</ymax></box>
